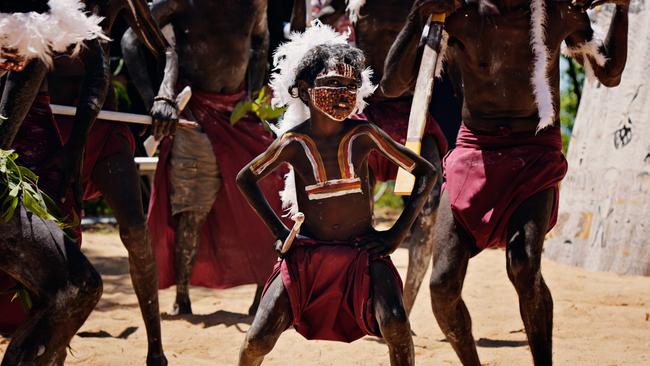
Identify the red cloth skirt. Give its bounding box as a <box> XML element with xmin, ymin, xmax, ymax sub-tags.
<box><xmin>264</xmin><ymin>239</ymin><xmax>402</xmax><ymax>343</ymax></box>
<box><xmin>443</xmin><ymin>124</ymin><xmax>568</xmax><ymax>254</ymax></box>
<box><xmin>147</xmin><ymin>89</ymin><xmax>284</xmax><ymax>289</ymax></box>
<box><xmin>359</xmin><ymin>97</ymin><xmax>448</xmax><ymax>182</ymax></box>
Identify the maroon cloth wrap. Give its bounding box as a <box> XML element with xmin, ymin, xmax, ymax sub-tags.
<box><xmin>358</xmin><ymin>97</ymin><xmax>448</xmax><ymax>182</ymax></box>
<box><xmin>1</xmin><ymin>93</ymin><xmax>136</xmax><ymax>334</ymax></box>
<box><xmin>54</xmin><ymin>118</ymin><xmax>136</xmax><ymax>201</ymax></box>
<box><xmin>443</xmin><ymin>124</ymin><xmax>568</xmax><ymax>254</ymax></box>
<box><xmin>264</xmin><ymin>239</ymin><xmax>402</xmax><ymax>343</ymax></box>
<box><xmin>147</xmin><ymin>90</ymin><xmax>284</xmax><ymax>289</ymax></box>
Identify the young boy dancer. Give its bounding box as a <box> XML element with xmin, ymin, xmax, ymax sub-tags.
<box><xmin>236</xmin><ymin>23</ymin><xmax>437</xmax><ymax>366</ymax></box>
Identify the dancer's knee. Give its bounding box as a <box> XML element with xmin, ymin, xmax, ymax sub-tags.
<box><xmin>429</xmin><ymin>270</ymin><xmax>461</xmax><ymax>302</ymax></box>
<box><xmin>119</xmin><ymin>222</ymin><xmax>149</xmax><ymax>259</ymax></box>
<box><xmin>507</xmin><ymin>247</ymin><xmax>541</xmax><ymax>292</ymax></box>
<box><xmin>241</xmin><ymin>330</ymin><xmax>277</xmax><ymax>358</ymax></box>
<box><xmin>377</xmin><ymin>304</ymin><xmax>411</xmax><ymax>342</ymax></box>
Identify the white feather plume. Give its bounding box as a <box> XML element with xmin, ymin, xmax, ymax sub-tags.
<box><xmin>529</xmin><ymin>0</ymin><xmax>555</xmax><ymax>133</ymax></box>
<box><xmin>0</xmin><ymin>0</ymin><xmax>107</xmax><ymax>66</ymax></box>
<box><xmin>346</xmin><ymin>0</ymin><xmax>367</xmax><ymax>24</ymax></box>
<box><xmin>563</xmin><ymin>38</ymin><xmax>607</xmax><ymax>82</ymax></box>
<box><xmin>269</xmin><ymin>20</ymin><xmax>376</xmax><ymax>214</ymax></box>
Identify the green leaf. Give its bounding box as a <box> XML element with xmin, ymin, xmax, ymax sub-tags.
<box><xmin>230</xmin><ymin>100</ymin><xmax>253</xmax><ymax>125</ymax></box>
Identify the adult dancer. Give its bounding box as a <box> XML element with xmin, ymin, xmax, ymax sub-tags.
<box><xmin>0</xmin><ymin>1</ymin><xmax>104</xmax><ymax>363</ymax></box>
<box><xmin>383</xmin><ymin>0</ymin><xmax>629</xmax><ymax>364</ymax></box>
<box><xmin>4</xmin><ymin>1</ymin><xmax>171</xmax><ymax>363</ymax></box>
<box><xmin>122</xmin><ymin>0</ymin><xmax>304</xmax><ymax>315</ymax></box>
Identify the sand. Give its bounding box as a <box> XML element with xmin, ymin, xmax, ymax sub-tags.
<box><xmin>1</xmin><ymin>230</ymin><xmax>649</xmax><ymax>365</ymax></box>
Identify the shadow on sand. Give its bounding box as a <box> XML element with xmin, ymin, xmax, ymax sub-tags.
<box><xmin>161</xmin><ymin>310</ymin><xmax>253</xmax><ymax>333</ymax></box>
<box><xmin>77</xmin><ymin>326</ymin><xmax>138</xmax><ymax>339</ymax></box>
<box><xmin>475</xmin><ymin>338</ymin><xmax>528</xmax><ymax>348</ymax></box>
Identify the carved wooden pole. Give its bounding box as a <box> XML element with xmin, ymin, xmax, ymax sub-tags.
<box><xmin>544</xmin><ymin>2</ymin><xmax>649</xmax><ymax>276</ymax></box>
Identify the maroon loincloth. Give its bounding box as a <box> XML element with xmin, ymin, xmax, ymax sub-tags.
<box><xmin>358</xmin><ymin>97</ymin><xmax>448</xmax><ymax>182</ymax></box>
<box><xmin>148</xmin><ymin>89</ymin><xmax>284</xmax><ymax>289</ymax></box>
<box><xmin>264</xmin><ymin>238</ymin><xmax>402</xmax><ymax>342</ymax></box>
<box><xmin>55</xmin><ymin>118</ymin><xmax>136</xmax><ymax>201</ymax></box>
<box><xmin>443</xmin><ymin>124</ymin><xmax>568</xmax><ymax>254</ymax></box>
<box><xmin>1</xmin><ymin>94</ymin><xmax>136</xmax><ymax>335</ymax></box>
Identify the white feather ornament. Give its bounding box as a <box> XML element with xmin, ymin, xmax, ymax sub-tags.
<box><xmin>0</xmin><ymin>0</ymin><xmax>107</xmax><ymax>67</ymax></box>
<box><xmin>529</xmin><ymin>0</ymin><xmax>556</xmax><ymax>132</ymax></box>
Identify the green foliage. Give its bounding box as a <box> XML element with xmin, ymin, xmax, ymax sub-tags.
<box><xmin>0</xmin><ymin>149</ymin><xmax>60</xmax><ymax>224</ymax></box>
<box><xmin>112</xmin><ymin>58</ymin><xmax>132</xmax><ymax>111</ymax></box>
<box><xmin>82</xmin><ymin>197</ymin><xmax>114</xmax><ymax>216</ymax></box>
<box><xmin>12</xmin><ymin>286</ymin><xmax>32</xmax><ymax>310</ymax></box>
<box><xmin>559</xmin><ymin>56</ymin><xmax>585</xmax><ymax>153</ymax></box>
<box><xmin>112</xmin><ymin>79</ymin><xmax>132</xmax><ymax>112</ymax></box>
<box><xmin>374</xmin><ymin>182</ymin><xmax>404</xmax><ymax>209</ymax></box>
<box><xmin>230</xmin><ymin>87</ymin><xmax>287</xmax><ymax>130</ymax></box>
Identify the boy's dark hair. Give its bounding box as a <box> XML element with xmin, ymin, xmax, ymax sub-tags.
<box><xmin>290</xmin><ymin>43</ymin><xmax>365</xmax><ymax>97</ymax></box>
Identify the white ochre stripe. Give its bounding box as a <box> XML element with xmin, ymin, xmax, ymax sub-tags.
<box><xmin>307</xmin><ymin>187</ymin><xmax>363</xmax><ymax>200</ymax></box>
<box><xmin>348</xmin><ymin>131</ymin><xmax>415</xmax><ymax>173</ymax></box>
<box><xmin>251</xmin><ymin>136</ymin><xmax>323</xmax><ymax>182</ymax></box>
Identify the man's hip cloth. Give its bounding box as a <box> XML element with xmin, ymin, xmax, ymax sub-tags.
<box><xmin>265</xmin><ymin>238</ymin><xmax>402</xmax><ymax>343</ymax></box>
<box><xmin>443</xmin><ymin>123</ymin><xmax>568</xmax><ymax>255</ymax></box>
<box><xmin>148</xmin><ymin>89</ymin><xmax>285</xmax><ymax>290</ymax></box>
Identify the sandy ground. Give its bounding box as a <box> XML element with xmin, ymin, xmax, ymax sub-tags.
<box><xmin>1</xmin><ymin>229</ymin><xmax>649</xmax><ymax>365</ymax></box>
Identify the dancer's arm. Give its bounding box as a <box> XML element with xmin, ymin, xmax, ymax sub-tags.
<box><xmin>237</xmin><ymin>136</ymin><xmax>296</xmax><ymax>240</ymax></box>
<box><xmin>360</xmin><ymin>125</ymin><xmax>437</xmax><ymax>255</ymax></box>
<box><xmin>565</xmin><ymin>1</ymin><xmax>629</xmax><ymax>87</ymax></box>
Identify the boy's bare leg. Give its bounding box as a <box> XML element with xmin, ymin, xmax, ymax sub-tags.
<box><xmin>238</xmin><ymin>275</ymin><xmax>292</xmax><ymax>366</ymax></box>
<box><xmin>371</xmin><ymin>260</ymin><xmax>414</xmax><ymax>366</ymax></box>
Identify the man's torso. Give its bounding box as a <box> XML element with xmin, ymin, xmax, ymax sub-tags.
<box><xmin>172</xmin><ymin>0</ymin><xmax>265</xmax><ymax>93</ymax></box>
<box><xmin>446</xmin><ymin>1</ymin><xmax>588</xmax><ymax>133</ymax></box>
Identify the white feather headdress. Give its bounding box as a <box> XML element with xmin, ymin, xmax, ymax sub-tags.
<box><xmin>269</xmin><ymin>20</ymin><xmax>376</xmax><ymax>215</ymax></box>
<box><xmin>270</xmin><ymin>20</ymin><xmax>376</xmax><ymax>134</ymax></box>
<box><xmin>0</xmin><ymin>0</ymin><xmax>107</xmax><ymax>67</ymax></box>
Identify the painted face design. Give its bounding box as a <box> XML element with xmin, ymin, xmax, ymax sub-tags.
<box><xmin>308</xmin><ymin>63</ymin><xmax>360</xmax><ymax>122</ymax></box>
<box><xmin>0</xmin><ymin>49</ymin><xmax>26</xmax><ymax>72</ymax></box>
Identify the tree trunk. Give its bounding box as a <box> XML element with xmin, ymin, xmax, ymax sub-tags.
<box><xmin>544</xmin><ymin>3</ymin><xmax>650</xmax><ymax>276</ymax></box>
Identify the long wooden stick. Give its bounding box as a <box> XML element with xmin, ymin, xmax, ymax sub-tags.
<box><xmin>49</xmin><ymin>86</ymin><xmax>197</xmax><ymax>128</ymax></box>
<box><xmin>393</xmin><ymin>13</ymin><xmax>446</xmax><ymax>195</ymax></box>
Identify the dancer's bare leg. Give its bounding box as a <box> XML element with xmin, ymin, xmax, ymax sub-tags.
<box><xmin>402</xmin><ymin>134</ymin><xmax>443</xmax><ymax>315</ymax></box>
<box><xmin>92</xmin><ymin>146</ymin><xmax>166</xmax><ymax>365</ymax></box>
<box><xmin>0</xmin><ymin>206</ymin><xmax>102</xmax><ymax>365</ymax></box>
<box><xmin>506</xmin><ymin>189</ymin><xmax>555</xmax><ymax>366</ymax></box>
<box><xmin>371</xmin><ymin>260</ymin><xmax>415</xmax><ymax>366</ymax></box>
<box><xmin>238</xmin><ymin>274</ymin><xmax>292</xmax><ymax>366</ymax></box>
<box><xmin>172</xmin><ymin>211</ymin><xmax>209</xmax><ymax>315</ymax></box>
<box><xmin>428</xmin><ymin>191</ymin><xmax>481</xmax><ymax>366</ymax></box>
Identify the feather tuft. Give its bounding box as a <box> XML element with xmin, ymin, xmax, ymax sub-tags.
<box><xmin>529</xmin><ymin>0</ymin><xmax>555</xmax><ymax>133</ymax></box>
<box><xmin>0</xmin><ymin>0</ymin><xmax>107</xmax><ymax>67</ymax></box>
<box><xmin>345</xmin><ymin>0</ymin><xmax>367</xmax><ymax>24</ymax></box>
